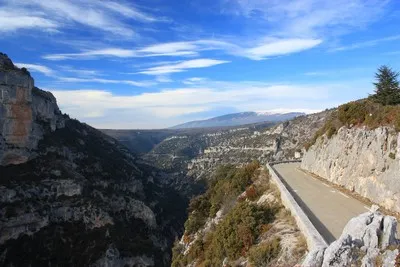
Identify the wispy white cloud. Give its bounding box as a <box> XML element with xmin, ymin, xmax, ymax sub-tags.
<box><xmin>43</xmin><ymin>38</ymin><xmax>322</xmax><ymax>61</ymax></box>
<box><xmin>0</xmin><ymin>9</ymin><xmax>59</xmax><ymax>33</ymax></box>
<box><xmin>137</xmin><ymin>42</ymin><xmax>199</xmax><ymax>57</ymax></box>
<box><xmin>139</xmin><ymin>59</ymin><xmax>230</xmax><ymax>75</ymax></box>
<box><xmin>43</xmin><ymin>48</ymin><xmax>137</xmax><ymax>60</ymax></box>
<box><xmin>243</xmin><ymin>38</ymin><xmax>322</xmax><ymax>60</ymax></box>
<box><xmin>182</xmin><ymin>77</ymin><xmax>208</xmax><ymax>85</ymax></box>
<box><xmin>225</xmin><ymin>0</ymin><xmax>390</xmax><ymax>38</ymax></box>
<box><xmin>0</xmin><ymin>0</ymin><xmax>163</xmax><ymax>36</ymax></box>
<box><xmin>330</xmin><ymin>34</ymin><xmax>400</xmax><ymax>52</ymax></box>
<box><xmin>14</xmin><ymin>63</ymin><xmax>55</xmax><ymax>76</ymax></box>
<box><xmin>58</xmin><ymin>65</ymin><xmax>101</xmax><ymax>77</ymax></box>
<box><xmin>99</xmin><ymin>1</ymin><xmax>162</xmax><ymax>22</ymax></box>
<box><xmin>58</xmin><ymin>77</ymin><xmax>156</xmax><ymax>87</ymax></box>
<box><xmin>42</xmin><ymin>40</ymin><xmax>228</xmax><ymax>60</ymax></box>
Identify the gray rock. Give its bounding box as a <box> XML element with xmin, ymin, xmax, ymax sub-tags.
<box><xmin>382</xmin><ymin>249</ymin><xmax>399</xmax><ymax>267</ymax></box>
<box><xmin>340</xmin><ymin>211</ymin><xmax>382</xmax><ymax>248</ymax></box>
<box><xmin>321</xmin><ymin>235</ymin><xmax>353</xmax><ymax>267</ymax></box>
<box><xmin>303</xmin><ymin>246</ymin><xmax>326</xmax><ymax>267</ymax></box>
<box><xmin>361</xmin><ymin>248</ymin><xmax>379</xmax><ymax>267</ymax></box>
<box><xmin>302</xmin><ymin>126</ymin><xmax>400</xmax><ymax>213</ymax></box>
<box><xmin>381</xmin><ymin>216</ymin><xmax>398</xmax><ymax>250</ymax></box>
<box><xmin>304</xmin><ymin>209</ymin><xmax>400</xmax><ymax>267</ymax></box>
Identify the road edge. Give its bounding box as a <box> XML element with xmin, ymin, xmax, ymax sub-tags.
<box><xmin>266</xmin><ymin>161</ymin><xmax>328</xmax><ymax>251</ymax></box>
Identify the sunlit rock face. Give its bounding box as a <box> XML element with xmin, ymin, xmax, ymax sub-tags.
<box><xmin>0</xmin><ymin>53</ymin><xmax>64</xmax><ymax>165</ymax></box>
<box><xmin>302</xmin><ymin>126</ymin><xmax>400</xmax><ymax>213</ymax></box>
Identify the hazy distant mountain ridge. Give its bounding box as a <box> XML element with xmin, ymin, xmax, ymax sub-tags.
<box><xmin>171</xmin><ymin>111</ymin><xmax>305</xmax><ymax>129</ymax></box>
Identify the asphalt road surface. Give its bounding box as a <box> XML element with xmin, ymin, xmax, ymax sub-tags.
<box><xmin>273</xmin><ymin>162</ymin><xmax>369</xmax><ymax>244</ymax></box>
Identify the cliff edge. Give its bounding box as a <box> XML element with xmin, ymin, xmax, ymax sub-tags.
<box><xmin>0</xmin><ymin>52</ymin><xmax>64</xmax><ymax>165</ymax></box>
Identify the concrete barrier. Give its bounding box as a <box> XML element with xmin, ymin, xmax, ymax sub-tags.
<box><xmin>266</xmin><ymin>162</ymin><xmax>328</xmax><ymax>250</ymax></box>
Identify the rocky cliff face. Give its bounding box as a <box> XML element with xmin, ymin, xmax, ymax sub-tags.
<box><xmin>301</xmin><ymin>126</ymin><xmax>400</xmax><ymax>213</ymax></box>
<box><xmin>0</xmin><ymin>53</ymin><xmax>64</xmax><ymax>165</ymax></box>
<box><xmin>0</xmin><ymin>54</ymin><xmax>187</xmax><ymax>266</ymax></box>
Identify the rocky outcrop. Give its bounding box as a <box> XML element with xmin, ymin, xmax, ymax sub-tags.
<box><xmin>303</xmin><ymin>206</ymin><xmax>399</xmax><ymax>267</ymax></box>
<box><xmin>0</xmin><ymin>53</ymin><xmax>64</xmax><ymax>166</ymax></box>
<box><xmin>302</xmin><ymin>126</ymin><xmax>400</xmax><ymax>213</ymax></box>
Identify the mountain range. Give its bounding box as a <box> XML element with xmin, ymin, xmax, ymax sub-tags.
<box><xmin>171</xmin><ymin>111</ymin><xmax>306</xmax><ymax>129</ymax></box>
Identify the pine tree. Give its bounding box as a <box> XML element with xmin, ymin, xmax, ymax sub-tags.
<box><xmin>371</xmin><ymin>65</ymin><xmax>400</xmax><ymax>105</ymax></box>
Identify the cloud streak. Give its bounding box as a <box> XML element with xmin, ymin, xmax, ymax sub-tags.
<box><xmin>225</xmin><ymin>0</ymin><xmax>390</xmax><ymax>38</ymax></box>
<box><xmin>58</xmin><ymin>77</ymin><xmax>156</xmax><ymax>87</ymax></box>
<box><xmin>0</xmin><ymin>0</ymin><xmax>163</xmax><ymax>36</ymax></box>
<box><xmin>139</xmin><ymin>59</ymin><xmax>230</xmax><ymax>75</ymax></box>
<box><xmin>14</xmin><ymin>63</ymin><xmax>55</xmax><ymax>76</ymax></box>
<box><xmin>244</xmin><ymin>38</ymin><xmax>322</xmax><ymax>60</ymax></box>
<box><xmin>43</xmin><ymin>38</ymin><xmax>322</xmax><ymax>61</ymax></box>
<box><xmin>331</xmin><ymin>34</ymin><xmax>400</xmax><ymax>52</ymax></box>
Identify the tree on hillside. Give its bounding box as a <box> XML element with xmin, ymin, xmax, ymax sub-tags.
<box><xmin>371</xmin><ymin>65</ymin><xmax>400</xmax><ymax>105</ymax></box>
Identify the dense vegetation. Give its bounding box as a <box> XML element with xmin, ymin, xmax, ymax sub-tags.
<box><xmin>305</xmin><ymin>65</ymin><xmax>400</xmax><ymax>150</ymax></box>
<box><xmin>171</xmin><ymin>162</ymin><xmax>285</xmax><ymax>266</ymax></box>
<box><xmin>183</xmin><ymin>161</ymin><xmax>261</xmax><ymax>235</ymax></box>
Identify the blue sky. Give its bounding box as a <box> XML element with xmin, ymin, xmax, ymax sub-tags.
<box><xmin>1</xmin><ymin>0</ymin><xmax>400</xmax><ymax>129</ymax></box>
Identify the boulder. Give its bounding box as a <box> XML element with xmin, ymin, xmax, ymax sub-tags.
<box><xmin>340</xmin><ymin>211</ymin><xmax>382</xmax><ymax>248</ymax></box>
<box><xmin>303</xmin><ymin>207</ymin><xmax>399</xmax><ymax>267</ymax></box>
<box><xmin>302</xmin><ymin>246</ymin><xmax>326</xmax><ymax>267</ymax></box>
<box><xmin>382</xmin><ymin>249</ymin><xmax>399</xmax><ymax>267</ymax></box>
<box><xmin>381</xmin><ymin>216</ymin><xmax>398</xmax><ymax>250</ymax></box>
<box><xmin>321</xmin><ymin>235</ymin><xmax>353</xmax><ymax>267</ymax></box>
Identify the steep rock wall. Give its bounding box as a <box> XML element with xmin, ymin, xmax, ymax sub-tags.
<box><xmin>0</xmin><ymin>54</ymin><xmax>64</xmax><ymax>165</ymax></box>
<box><xmin>301</xmin><ymin>126</ymin><xmax>400</xmax><ymax>213</ymax></box>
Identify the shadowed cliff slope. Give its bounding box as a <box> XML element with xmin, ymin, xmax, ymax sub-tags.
<box><xmin>0</xmin><ymin>53</ymin><xmax>187</xmax><ymax>267</ymax></box>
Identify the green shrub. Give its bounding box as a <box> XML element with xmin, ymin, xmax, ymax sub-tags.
<box><xmin>204</xmin><ymin>202</ymin><xmax>278</xmax><ymax>263</ymax></box>
<box><xmin>184</xmin><ymin>195</ymin><xmax>211</xmax><ymax>234</ymax></box>
<box><xmin>389</xmin><ymin>152</ymin><xmax>396</xmax><ymax>159</ymax></box>
<box><xmin>248</xmin><ymin>238</ymin><xmax>281</xmax><ymax>266</ymax></box>
<box><xmin>338</xmin><ymin>101</ymin><xmax>367</xmax><ymax>126</ymax></box>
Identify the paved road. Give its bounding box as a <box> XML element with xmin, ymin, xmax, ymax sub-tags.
<box><xmin>273</xmin><ymin>162</ymin><xmax>369</xmax><ymax>244</ymax></box>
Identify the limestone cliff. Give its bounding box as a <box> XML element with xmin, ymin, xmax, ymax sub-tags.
<box><xmin>0</xmin><ymin>53</ymin><xmax>64</xmax><ymax>165</ymax></box>
<box><xmin>301</xmin><ymin>126</ymin><xmax>400</xmax><ymax>213</ymax></box>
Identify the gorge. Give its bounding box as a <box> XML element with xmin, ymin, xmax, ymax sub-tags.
<box><xmin>1</xmin><ymin>53</ymin><xmax>400</xmax><ymax>266</ymax></box>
